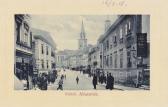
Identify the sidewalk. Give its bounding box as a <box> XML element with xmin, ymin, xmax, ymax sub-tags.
<box><xmin>14</xmin><ymin>76</ymin><xmax>24</xmax><ymax>90</ymax></box>
<box><xmin>98</xmin><ymin>83</ymin><xmax>149</xmax><ymax>90</ymax></box>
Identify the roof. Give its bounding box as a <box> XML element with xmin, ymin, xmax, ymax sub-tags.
<box><xmin>98</xmin><ymin>15</ymin><xmax>127</xmax><ymax>42</ymax></box>
<box><xmin>32</xmin><ymin>28</ymin><xmax>56</xmax><ymax>50</ymax></box>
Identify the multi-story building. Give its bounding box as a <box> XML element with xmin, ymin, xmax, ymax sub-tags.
<box><xmin>14</xmin><ymin>14</ymin><xmax>33</xmax><ymax>89</ymax></box>
<box><xmin>32</xmin><ymin>28</ymin><xmax>56</xmax><ymax>74</ymax></box>
<box><xmin>88</xmin><ymin>45</ymin><xmax>101</xmax><ymax>74</ymax></box>
<box><xmin>98</xmin><ymin>15</ymin><xmax>150</xmax><ymax>86</ymax></box>
<box><xmin>56</xmin><ymin>51</ymin><xmax>67</xmax><ymax>68</ymax></box>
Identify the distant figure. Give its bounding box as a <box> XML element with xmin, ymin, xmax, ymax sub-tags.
<box><xmin>106</xmin><ymin>73</ymin><xmax>114</xmax><ymax>90</ymax></box>
<box><xmin>61</xmin><ymin>75</ymin><xmax>64</xmax><ymax>79</ymax></box>
<box><xmin>22</xmin><ymin>79</ymin><xmax>28</xmax><ymax>90</ymax></box>
<box><xmin>57</xmin><ymin>76</ymin><xmax>64</xmax><ymax>90</ymax></box>
<box><xmin>92</xmin><ymin>74</ymin><xmax>97</xmax><ymax>89</ymax></box>
<box><xmin>41</xmin><ymin>73</ymin><xmax>48</xmax><ymax>90</ymax></box>
<box><xmin>64</xmin><ymin>74</ymin><xmax>66</xmax><ymax>80</ymax></box>
<box><xmin>32</xmin><ymin>76</ymin><xmax>37</xmax><ymax>89</ymax></box>
<box><xmin>76</xmin><ymin>76</ymin><xmax>79</xmax><ymax>84</ymax></box>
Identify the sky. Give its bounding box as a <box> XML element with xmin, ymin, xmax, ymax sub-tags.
<box><xmin>30</xmin><ymin>15</ymin><xmax>118</xmax><ymax>50</ymax></box>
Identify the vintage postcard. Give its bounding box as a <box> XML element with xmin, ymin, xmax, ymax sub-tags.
<box><xmin>14</xmin><ymin>15</ymin><xmax>150</xmax><ymax>91</ymax></box>
<box><xmin>0</xmin><ymin>0</ymin><xmax>167</xmax><ymax>107</ymax></box>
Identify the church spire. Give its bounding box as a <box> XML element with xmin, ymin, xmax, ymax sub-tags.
<box><xmin>79</xmin><ymin>20</ymin><xmax>87</xmax><ymax>50</ymax></box>
<box><xmin>81</xmin><ymin>20</ymin><xmax>85</xmax><ymax>33</ymax></box>
<box><xmin>80</xmin><ymin>20</ymin><xmax>85</xmax><ymax>39</ymax></box>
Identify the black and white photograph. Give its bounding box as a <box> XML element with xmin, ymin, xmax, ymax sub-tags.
<box><xmin>14</xmin><ymin>15</ymin><xmax>150</xmax><ymax>91</ymax></box>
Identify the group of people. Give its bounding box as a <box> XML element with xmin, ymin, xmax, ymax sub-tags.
<box><xmin>29</xmin><ymin>68</ymin><xmax>115</xmax><ymax>90</ymax></box>
<box><xmin>31</xmin><ymin>72</ymin><xmax>57</xmax><ymax>90</ymax></box>
<box><xmin>32</xmin><ymin>73</ymin><xmax>48</xmax><ymax>90</ymax></box>
<box><xmin>92</xmin><ymin>73</ymin><xmax>114</xmax><ymax>90</ymax></box>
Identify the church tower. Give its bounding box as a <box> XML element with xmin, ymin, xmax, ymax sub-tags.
<box><xmin>78</xmin><ymin>20</ymin><xmax>87</xmax><ymax>50</ymax></box>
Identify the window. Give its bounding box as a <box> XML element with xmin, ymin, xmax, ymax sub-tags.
<box><xmin>41</xmin><ymin>60</ymin><xmax>44</xmax><ymax>69</ymax></box>
<box><xmin>120</xmin><ymin>28</ymin><xmax>123</xmax><ymax>39</ymax></box>
<box><xmin>114</xmin><ymin>52</ymin><xmax>117</xmax><ymax>68</ymax></box>
<box><xmin>125</xmin><ymin>24</ymin><xmax>128</xmax><ymax>35</ymax></box>
<box><xmin>128</xmin><ymin>21</ymin><xmax>131</xmax><ymax>30</ymax></box>
<box><xmin>114</xmin><ymin>34</ymin><xmax>117</xmax><ymax>47</ymax></box>
<box><xmin>110</xmin><ymin>44</ymin><xmax>112</xmax><ymax>49</ymax></box>
<box><xmin>24</xmin><ymin>32</ymin><xmax>28</xmax><ymax>45</ymax></box>
<box><xmin>41</xmin><ymin>44</ymin><xmax>44</xmax><ymax>54</ymax></box>
<box><xmin>24</xmin><ymin>23</ymin><xmax>29</xmax><ymax>32</ymax></box>
<box><xmin>46</xmin><ymin>46</ymin><xmax>48</xmax><ymax>55</ymax></box>
<box><xmin>127</xmin><ymin>50</ymin><xmax>132</xmax><ymax>67</ymax></box>
<box><xmin>106</xmin><ymin>40</ymin><xmax>109</xmax><ymax>50</ymax></box>
<box><xmin>110</xmin><ymin>54</ymin><xmax>113</xmax><ymax>68</ymax></box>
<box><xmin>103</xmin><ymin>42</ymin><xmax>106</xmax><ymax>51</ymax></box>
<box><xmin>104</xmin><ymin>56</ymin><xmax>106</xmax><ymax>67</ymax></box>
<box><xmin>106</xmin><ymin>55</ymin><xmax>109</xmax><ymax>67</ymax></box>
<box><xmin>23</xmin><ymin>23</ymin><xmax>29</xmax><ymax>45</ymax></box>
<box><xmin>94</xmin><ymin>55</ymin><xmax>96</xmax><ymax>59</ymax></box>
<box><xmin>120</xmin><ymin>49</ymin><xmax>123</xmax><ymax>68</ymax></box>
<box><xmin>110</xmin><ymin>36</ymin><xmax>113</xmax><ymax>49</ymax></box>
<box><xmin>16</xmin><ymin>22</ymin><xmax>21</xmax><ymax>43</ymax></box>
<box><xmin>51</xmin><ymin>51</ymin><xmax>55</xmax><ymax>57</ymax></box>
<box><xmin>58</xmin><ymin>56</ymin><xmax>59</xmax><ymax>62</ymax></box>
<box><xmin>47</xmin><ymin>60</ymin><xmax>49</xmax><ymax>69</ymax></box>
<box><xmin>114</xmin><ymin>33</ymin><xmax>117</xmax><ymax>43</ymax></box>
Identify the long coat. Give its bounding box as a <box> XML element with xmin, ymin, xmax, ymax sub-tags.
<box><xmin>92</xmin><ymin>76</ymin><xmax>97</xmax><ymax>85</ymax></box>
<box><xmin>107</xmin><ymin>76</ymin><xmax>114</xmax><ymax>89</ymax></box>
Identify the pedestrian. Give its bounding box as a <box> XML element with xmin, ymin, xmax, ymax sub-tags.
<box><xmin>106</xmin><ymin>73</ymin><xmax>114</xmax><ymax>90</ymax></box>
<box><xmin>92</xmin><ymin>74</ymin><xmax>97</xmax><ymax>89</ymax></box>
<box><xmin>22</xmin><ymin>79</ymin><xmax>28</xmax><ymax>90</ymax></box>
<box><xmin>64</xmin><ymin>74</ymin><xmax>66</xmax><ymax>80</ymax></box>
<box><xmin>32</xmin><ymin>76</ymin><xmax>37</xmax><ymax>89</ymax></box>
<box><xmin>41</xmin><ymin>73</ymin><xmax>48</xmax><ymax>90</ymax></box>
<box><xmin>61</xmin><ymin>74</ymin><xmax>64</xmax><ymax>79</ymax></box>
<box><xmin>57</xmin><ymin>76</ymin><xmax>64</xmax><ymax>90</ymax></box>
<box><xmin>76</xmin><ymin>76</ymin><xmax>79</xmax><ymax>84</ymax></box>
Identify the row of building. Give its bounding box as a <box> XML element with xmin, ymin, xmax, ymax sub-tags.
<box><xmin>56</xmin><ymin>15</ymin><xmax>150</xmax><ymax>86</ymax></box>
<box><xmin>55</xmin><ymin>21</ymin><xmax>93</xmax><ymax>70</ymax></box>
<box><xmin>14</xmin><ymin>14</ymin><xmax>56</xmax><ymax>89</ymax></box>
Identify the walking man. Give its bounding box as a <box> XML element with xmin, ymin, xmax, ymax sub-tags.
<box><xmin>106</xmin><ymin>73</ymin><xmax>114</xmax><ymax>90</ymax></box>
<box><xmin>57</xmin><ymin>76</ymin><xmax>64</xmax><ymax>90</ymax></box>
<box><xmin>92</xmin><ymin>74</ymin><xmax>97</xmax><ymax>89</ymax></box>
<box><xmin>76</xmin><ymin>76</ymin><xmax>79</xmax><ymax>84</ymax></box>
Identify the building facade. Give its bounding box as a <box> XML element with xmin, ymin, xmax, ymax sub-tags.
<box><xmin>32</xmin><ymin>28</ymin><xmax>56</xmax><ymax>74</ymax></box>
<box><xmin>56</xmin><ymin>51</ymin><xmax>68</xmax><ymax>68</ymax></box>
<box><xmin>98</xmin><ymin>15</ymin><xmax>150</xmax><ymax>86</ymax></box>
<box><xmin>14</xmin><ymin>14</ymin><xmax>33</xmax><ymax>89</ymax></box>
